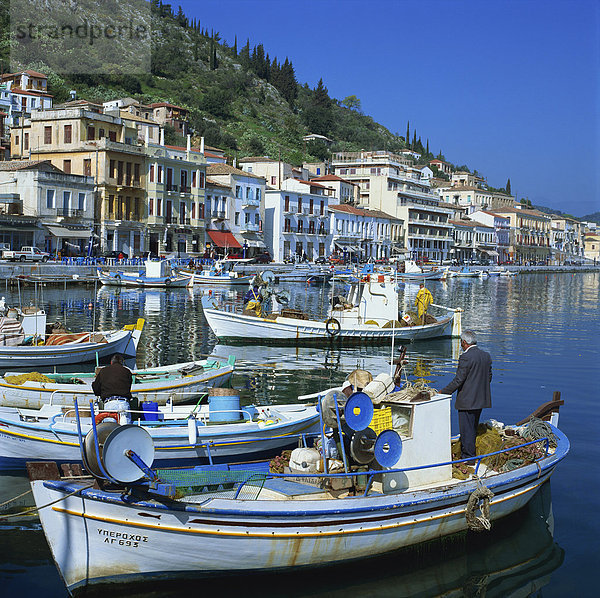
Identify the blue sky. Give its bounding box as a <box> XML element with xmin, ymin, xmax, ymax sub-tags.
<box><xmin>176</xmin><ymin>0</ymin><xmax>599</xmax><ymax>216</ymax></box>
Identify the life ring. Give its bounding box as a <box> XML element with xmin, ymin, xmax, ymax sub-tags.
<box><xmin>95</xmin><ymin>412</ymin><xmax>119</xmax><ymax>425</ymax></box>
<box><xmin>325</xmin><ymin>317</ymin><xmax>341</xmax><ymax>337</ymax></box>
<box><xmin>165</xmin><ymin>277</ymin><xmax>172</xmax><ymax>286</ymax></box>
<box><xmin>114</xmin><ymin>274</ymin><xmax>122</xmax><ymax>283</ymax></box>
<box><xmin>465</xmin><ymin>485</ymin><xmax>494</xmax><ymax>531</ymax></box>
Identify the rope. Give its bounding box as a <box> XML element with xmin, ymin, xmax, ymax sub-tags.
<box><xmin>521</xmin><ymin>417</ymin><xmax>557</xmax><ymax>448</ymax></box>
<box><xmin>0</xmin><ymin>482</ymin><xmax>95</xmax><ymax>521</ymax></box>
<box><xmin>0</xmin><ymin>488</ymin><xmax>32</xmax><ymax>509</ymax></box>
<box><xmin>388</xmin><ymin>378</ymin><xmax>438</xmax><ymax>402</ymax></box>
<box><xmin>465</xmin><ymin>483</ymin><xmax>494</xmax><ymax>532</ymax></box>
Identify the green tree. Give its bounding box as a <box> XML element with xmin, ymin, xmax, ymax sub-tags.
<box><xmin>406</xmin><ymin>121</ymin><xmax>410</xmax><ymax>147</ymax></box>
<box><xmin>342</xmin><ymin>95</ymin><xmax>362</xmax><ymax>112</ymax></box>
<box><xmin>303</xmin><ymin>79</ymin><xmax>333</xmax><ymax>136</ymax></box>
<box><xmin>506</xmin><ymin>178</ymin><xmax>512</xmax><ymax>194</ymax></box>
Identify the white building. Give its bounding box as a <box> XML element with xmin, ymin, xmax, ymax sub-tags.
<box><xmin>206</xmin><ymin>163</ymin><xmax>266</xmax><ymax>257</ymax></box>
<box><xmin>469</xmin><ymin>210</ymin><xmax>511</xmax><ymax>263</ymax></box>
<box><xmin>264</xmin><ymin>178</ymin><xmax>332</xmax><ymax>262</ymax></box>
<box><xmin>0</xmin><ymin>159</ymin><xmax>94</xmax><ymax>254</ymax></box>
<box><xmin>328</xmin><ymin>204</ymin><xmax>403</xmax><ymax>261</ymax></box>
<box><xmin>449</xmin><ymin>219</ymin><xmax>496</xmax><ymax>264</ymax></box>
<box><xmin>311</xmin><ymin>174</ymin><xmax>358</xmax><ymax>204</ymax></box>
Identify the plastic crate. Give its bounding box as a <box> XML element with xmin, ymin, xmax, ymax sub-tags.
<box><xmin>368</xmin><ymin>406</ymin><xmax>393</xmax><ymax>434</ymax></box>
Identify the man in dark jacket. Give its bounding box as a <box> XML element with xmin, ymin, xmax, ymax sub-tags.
<box><xmin>440</xmin><ymin>330</ymin><xmax>492</xmax><ymax>460</ymax></box>
<box><xmin>92</xmin><ymin>353</ymin><xmax>133</xmax><ymax>403</ymax></box>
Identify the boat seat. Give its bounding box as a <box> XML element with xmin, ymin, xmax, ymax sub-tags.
<box><xmin>262</xmin><ymin>477</ymin><xmax>326</xmax><ymax>497</ymax></box>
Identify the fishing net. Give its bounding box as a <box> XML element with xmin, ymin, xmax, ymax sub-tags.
<box><xmin>4</xmin><ymin>372</ymin><xmax>53</xmax><ymax>384</ymax></box>
<box><xmin>154</xmin><ymin>468</ymin><xmax>267</xmax><ymax>500</ymax></box>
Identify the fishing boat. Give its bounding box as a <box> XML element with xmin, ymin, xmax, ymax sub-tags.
<box><xmin>27</xmin><ymin>373</ymin><xmax>568</xmax><ymax>593</ymax></box>
<box><xmin>275</xmin><ymin>263</ymin><xmax>333</xmax><ymax>284</ymax></box>
<box><xmin>0</xmin><ymin>310</ymin><xmax>144</xmax><ymax>367</ymax></box>
<box><xmin>0</xmin><ymin>355</ymin><xmax>236</xmax><ymax>409</ymax></box>
<box><xmin>202</xmin><ymin>273</ymin><xmax>462</xmax><ymax>344</ymax></box>
<box><xmin>451</xmin><ymin>266</ymin><xmax>483</xmax><ymax>278</ymax></box>
<box><xmin>178</xmin><ymin>260</ymin><xmax>253</xmax><ymax>286</ymax></box>
<box><xmin>397</xmin><ymin>260</ymin><xmax>447</xmax><ymax>281</ymax></box>
<box><xmin>97</xmin><ymin>260</ymin><xmax>191</xmax><ymax>288</ymax></box>
<box><xmin>0</xmin><ymin>398</ymin><xmax>319</xmax><ymax>471</ymax></box>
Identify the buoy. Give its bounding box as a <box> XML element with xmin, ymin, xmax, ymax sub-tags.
<box><xmin>187</xmin><ymin>417</ymin><xmax>197</xmax><ymax>445</ymax></box>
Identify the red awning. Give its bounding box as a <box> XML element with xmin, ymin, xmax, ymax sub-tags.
<box><xmin>206</xmin><ymin>230</ymin><xmax>241</xmax><ymax>249</ymax></box>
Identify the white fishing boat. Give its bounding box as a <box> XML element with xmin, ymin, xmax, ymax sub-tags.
<box><xmin>97</xmin><ymin>260</ymin><xmax>191</xmax><ymax>288</ymax></box>
<box><xmin>27</xmin><ymin>374</ymin><xmax>568</xmax><ymax>593</ymax></box>
<box><xmin>397</xmin><ymin>260</ymin><xmax>448</xmax><ymax>281</ymax></box>
<box><xmin>275</xmin><ymin>263</ymin><xmax>333</xmax><ymax>284</ymax></box>
<box><xmin>178</xmin><ymin>260</ymin><xmax>253</xmax><ymax>286</ymax></box>
<box><xmin>0</xmin><ymin>309</ymin><xmax>144</xmax><ymax>367</ymax></box>
<box><xmin>451</xmin><ymin>266</ymin><xmax>484</xmax><ymax>278</ymax></box>
<box><xmin>1</xmin><ymin>398</ymin><xmax>319</xmax><ymax>471</ymax></box>
<box><xmin>0</xmin><ymin>356</ymin><xmax>236</xmax><ymax>409</ymax></box>
<box><xmin>202</xmin><ymin>273</ymin><xmax>462</xmax><ymax>344</ymax></box>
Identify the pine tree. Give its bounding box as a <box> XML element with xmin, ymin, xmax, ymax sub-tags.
<box><xmin>304</xmin><ymin>78</ymin><xmax>333</xmax><ymax>136</ymax></box>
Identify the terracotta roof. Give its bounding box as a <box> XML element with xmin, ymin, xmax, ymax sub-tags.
<box><xmin>11</xmin><ymin>89</ymin><xmax>53</xmax><ymax>98</ymax></box>
<box><xmin>294</xmin><ymin>179</ymin><xmax>327</xmax><ymax>189</ymax></box>
<box><xmin>207</xmin><ymin>163</ymin><xmax>265</xmax><ymax>180</ymax></box>
<box><xmin>1</xmin><ymin>70</ymin><xmax>47</xmax><ymax>79</ymax></box>
<box><xmin>0</xmin><ymin>159</ymin><xmax>59</xmax><ymax>172</ymax></box>
<box><xmin>164</xmin><ymin>144</ymin><xmax>204</xmax><ymax>154</ymax></box>
<box><xmin>204</xmin><ymin>151</ymin><xmax>225</xmax><ymax>159</ymax></box>
<box><xmin>119</xmin><ymin>111</ymin><xmax>157</xmax><ymax>125</ymax></box>
<box><xmin>237</xmin><ymin>156</ymin><xmax>276</xmax><ymax>163</ymax></box>
<box><xmin>206</xmin><ymin>177</ymin><xmax>231</xmax><ymax>190</ymax></box>
<box><xmin>311</xmin><ymin>174</ymin><xmax>358</xmax><ymax>186</ymax></box>
<box><xmin>449</xmin><ymin>219</ymin><xmax>480</xmax><ymax>228</ymax></box>
<box><xmin>447</xmin><ymin>185</ymin><xmax>485</xmax><ymax>192</ymax></box>
<box><xmin>150</xmin><ymin>102</ymin><xmax>188</xmax><ymax>111</ymax></box>
<box><xmin>328</xmin><ymin>204</ymin><xmax>401</xmax><ymax>221</ymax></box>
<box><xmin>489</xmin><ymin>207</ymin><xmax>549</xmax><ymax>218</ymax></box>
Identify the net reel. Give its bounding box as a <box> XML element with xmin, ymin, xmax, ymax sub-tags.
<box><xmin>349</xmin><ymin>428</ymin><xmax>402</xmax><ymax>468</ymax></box>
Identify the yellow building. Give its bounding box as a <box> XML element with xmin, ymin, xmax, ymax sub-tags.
<box><xmin>583</xmin><ymin>232</ymin><xmax>600</xmax><ymax>263</ymax></box>
<box><xmin>11</xmin><ymin>107</ymin><xmax>146</xmax><ymax>255</ymax></box>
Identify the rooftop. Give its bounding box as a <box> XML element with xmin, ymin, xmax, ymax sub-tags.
<box><xmin>329</xmin><ymin>203</ymin><xmax>401</xmax><ymax>221</ymax></box>
<box><xmin>207</xmin><ymin>163</ymin><xmax>265</xmax><ymax>180</ymax></box>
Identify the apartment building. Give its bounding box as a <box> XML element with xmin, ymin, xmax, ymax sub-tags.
<box><xmin>550</xmin><ymin>215</ymin><xmax>584</xmax><ymax>264</ymax></box>
<box><xmin>331</xmin><ymin>151</ymin><xmax>453</xmax><ymax>262</ymax></box>
<box><xmin>145</xmin><ymin>143</ymin><xmax>206</xmax><ymax>256</ymax></box>
<box><xmin>311</xmin><ymin>174</ymin><xmax>358</xmax><ymax>204</ymax></box>
<box><xmin>583</xmin><ymin>232</ymin><xmax>600</xmax><ymax>263</ymax></box>
<box><xmin>468</xmin><ymin>210</ymin><xmax>511</xmax><ymax>263</ymax></box>
<box><xmin>328</xmin><ymin>204</ymin><xmax>404</xmax><ymax>261</ymax></box>
<box><xmin>12</xmin><ymin>107</ymin><xmax>146</xmax><ymax>255</ymax></box>
<box><xmin>0</xmin><ymin>71</ymin><xmax>53</xmax><ymax>128</ymax></box>
<box><xmin>204</xmin><ymin>178</ymin><xmax>241</xmax><ymax>257</ymax></box>
<box><xmin>264</xmin><ymin>178</ymin><xmax>332</xmax><ymax>262</ymax></box>
<box><xmin>150</xmin><ymin>102</ymin><xmax>189</xmax><ymax>136</ymax></box>
<box><xmin>206</xmin><ymin>163</ymin><xmax>266</xmax><ymax>257</ymax></box>
<box><xmin>489</xmin><ymin>206</ymin><xmax>551</xmax><ymax>263</ymax></box>
<box><xmin>238</xmin><ymin>156</ymin><xmax>294</xmax><ymax>189</ymax></box>
<box><xmin>0</xmin><ymin>159</ymin><xmax>94</xmax><ymax>253</ymax></box>
<box><xmin>429</xmin><ymin>159</ymin><xmax>452</xmax><ymax>175</ymax></box>
<box><xmin>449</xmin><ymin>219</ymin><xmax>496</xmax><ymax>263</ymax></box>
<box><xmin>436</xmin><ymin>185</ymin><xmax>514</xmax><ymax>212</ymax></box>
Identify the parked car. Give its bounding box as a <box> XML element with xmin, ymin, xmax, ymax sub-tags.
<box><xmin>329</xmin><ymin>255</ymin><xmax>346</xmax><ymax>265</ymax></box>
<box><xmin>250</xmin><ymin>252</ymin><xmax>272</xmax><ymax>264</ymax></box>
<box><xmin>315</xmin><ymin>256</ymin><xmax>327</xmax><ymax>265</ymax></box>
<box><xmin>2</xmin><ymin>246</ymin><xmax>49</xmax><ymax>262</ymax></box>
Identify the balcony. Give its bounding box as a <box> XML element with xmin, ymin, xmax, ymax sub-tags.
<box><xmin>283</xmin><ymin>205</ymin><xmax>294</xmax><ymax>214</ymax></box>
<box><xmin>212</xmin><ymin>210</ymin><xmax>226</xmax><ymax>219</ymax></box>
<box><xmin>56</xmin><ymin>208</ymin><xmax>84</xmax><ymax>219</ymax></box>
<box><xmin>166</xmin><ymin>184</ymin><xmax>178</xmax><ymax>192</ymax></box>
<box><xmin>240</xmin><ymin>222</ymin><xmax>259</xmax><ymax>233</ymax></box>
<box><xmin>283</xmin><ymin>227</ymin><xmax>297</xmax><ymax>234</ymax></box>
<box><xmin>241</xmin><ymin>198</ymin><xmax>260</xmax><ymax>208</ymax></box>
<box><xmin>180</xmin><ymin>186</ymin><xmax>191</xmax><ymax>194</ymax></box>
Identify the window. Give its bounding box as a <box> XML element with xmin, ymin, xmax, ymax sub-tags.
<box><xmin>298</xmin><ymin>220</ymin><xmax>303</xmax><ymax>233</ymax></box>
<box><xmin>46</xmin><ymin>189</ymin><xmax>55</xmax><ymax>209</ymax></box>
<box><xmin>109</xmin><ymin>160</ymin><xmax>115</xmax><ymax>179</ymax></box>
<box><xmin>117</xmin><ymin>161</ymin><xmax>123</xmax><ymax>184</ymax></box>
<box><xmin>83</xmin><ymin>159</ymin><xmax>91</xmax><ymax>176</ymax></box>
<box><xmin>198</xmin><ymin>171</ymin><xmax>205</xmax><ymax>188</ymax></box>
<box><xmin>108</xmin><ymin>130</ymin><xmax>117</xmax><ymax>142</ymax></box>
<box><xmin>199</xmin><ymin>203</ymin><xmax>204</xmax><ymax>218</ymax></box>
<box><xmin>245</xmin><ymin>212</ymin><xmax>250</xmax><ymax>224</ymax></box>
<box><xmin>284</xmin><ymin>218</ymin><xmax>291</xmax><ymax>232</ymax></box>
<box><xmin>157</xmin><ymin>198</ymin><xmax>162</xmax><ymax>216</ymax></box>
<box><xmin>192</xmin><ymin>171</ymin><xmax>197</xmax><ymax>187</ymax></box>
<box><xmin>316</xmin><ymin>168</ymin><xmax>321</xmax><ymax>175</ymax></box>
<box><xmin>87</xmin><ymin>126</ymin><xmax>94</xmax><ymax>141</ymax></box>
<box><xmin>135</xmin><ymin>198</ymin><xmax>140</xmax><ymax>220</ymax></box>
<box><xmin>78</xmin><ymin>193</ymin><xmax>85</xmax><ymax>211</ymax></box>
<box><xmin>63</xmin><ymin>160</ymin><xmax>71</xmax><ymax>174</ymax></box>
<box><xmin>158</xmin><ymin>165</ymin><xmax>163</xmax><ymax>183</ymax></box>
<box><xmin>63</xmin><ymin>191</ymin><xmax>71</xmax><ymax>210</ymax></box>
<box><xmin>255</xmin><ymin>214</ymin><xmax>259</xmax><ymax>225</ymax></box>
<box><xmin>297</xmin><ymin>197</ymin><xmax>302</xmax><ymax>213</ymax></box>
<box><xmin>125</xmin><ymin>196</ymin><xmax>131</xmax><ymax>220</ymax></box>
<box><xmin>108</xmin><ymin>195</ymin><xmax>114</xmax><ymax>218</ymax></box>
<box><xmin>134</xmin><ymin>163</ymin><xmax>140</xmax><ymax>184</ymax></box>
<box><xmin>284</xmin><ymin>196</ymin><xmax>290</xmax><ymax>212</ymax></box>
<box><xmin>246</xmin><ymin>187</ymin><xmax>252</xmax><ymax>199</ymax></box>
<box><xmin>126</xmin><ymin>162</ymin><xmax>132</xmax><ymax>185</ymax></box>
<box><xmin>24</xmin><ymin>132</ymin><xmax>29</xmax><ymax>150</ymax></box>
<box><xmin>236</xmin><ymin>185</ymin><xmax>242</xmax><ymax>198</ymax></box>
<box><xmin>309</xmin><ymin>198</ymin><xmax>314</xmax><ymax>214</ymax></box>
<box><xmin>235</xmin><ymin>212</ymin><xmax>240</xmax><ymax>225</ymax></box>
<box><xmin>149</xmin><ymin>165</ymin><xmax>154</xmax><ymax>182</ymax></box>
<box><xmin>340</xmin><ymin>168</ymin><xmax>347</xmax><ymax>175</ymax></box>
<box><xmin>180</xmin><ymin>170</ymin><xmax>188</xmax><ymax>190</ymax></box>
<box><xmin>271</xmin><ymin>176</ymin><xmax>277</xmax><ymax>186</ymax></box>
<box><xmin>191</xmin><ymin>202</ymin><xmax>196</xmax><ymax>219</ymax></box>
<box><xmin>149</xmin><ymin>198</ymin><xmax>154</xmax><ymax>216</ymax></box>
<box><xmin>44</xmin><ymin>126</ymin><xmax>52</xmax><ymax>144</ymax></box>
<box><xmin>64</xmin><ymin>124</ymin><xmax>72</xmax><ymax>144</ymax></box>
<box><xmin>256</xmin><ymin>188</ymin><xmax>261</xmax><ymax>201</ymax></box>
<box><xmin>99</xmin><ymin>128</ymin><xmax>105</xmax><ymax>138</ymax></box>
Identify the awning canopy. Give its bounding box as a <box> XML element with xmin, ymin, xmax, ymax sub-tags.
<box><xmin>334</xmin><ymin>242</ymin><xmax>360</xmax><ymax>253</ymax></box>
<box><xmin>235</xmin><ymin>232</ymin><xmax>267</xmax><ymax>249</ymax></box>
<box><xmin>207</xmin><ymin>230</ymin><xmax>241</xmax><ymax>249</ymax></box>
<box><xmin>480</xmin><ymin>249</ymin><xmax>499</xmax><ymax>256</ymax></box>
<box><xmin>45</xmin><ymin>225</ymin><xmax>90</xmax><ymax>239</ymax></box>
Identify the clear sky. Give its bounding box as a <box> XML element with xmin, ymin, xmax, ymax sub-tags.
<box><xmin>176</xmin><ymin>0</ymin><xmax>599</xmax><ymax>216</ymax></box>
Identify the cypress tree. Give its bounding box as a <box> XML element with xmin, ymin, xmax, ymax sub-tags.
<box><xmin>406</xmin><ymin>121</ymin><xmax>410</xmax><ymax>145</ymax></box>
<box><xmin>412</xmin><ymin>130</ymin><xmax>417</xmax><ymax>149</ymax></box>
<box><xmin>506</xmin><ymin>178</ymin><xmax>512</xmax><ymax>194</ymax></box>
<box><xmin>233</xmin><ymin>35</ymin><xmax>237</xmax><ymax>57</ymax></box>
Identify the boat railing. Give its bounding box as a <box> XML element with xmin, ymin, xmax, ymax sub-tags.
<box><xmin>430</xmin><ymin>303</ymin><xmax>463</xmax><ymax>315</ymax></box>
<box><xmin>231</xmin><ymin>436</ymin><xmax>552</xmax><ymax>499</ymax></box>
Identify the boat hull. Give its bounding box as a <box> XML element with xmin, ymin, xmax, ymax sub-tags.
<box><xmin>0</xmin><ymin>363</ymin><xmax>233</xmax><ymax>409</ymax></box>
<box><xmin>30</xmin><ymin>427</ymin><xmax>568</xmax><ymax>592</ymax></box>
<box><xmin>98</xmin><ymin>270</ymin><xmax>190</xmax><ymax>288</ymax></box>
<box><xmin>203</xmin><ymin>308</ymin><xmax>459</xmax><ymax>344</ymax></box>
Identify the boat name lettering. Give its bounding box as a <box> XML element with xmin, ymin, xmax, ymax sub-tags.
<box><xmin>97</xmin><ymin>528</ymin><xmax>148</xmax><ymax>547</ymax></box>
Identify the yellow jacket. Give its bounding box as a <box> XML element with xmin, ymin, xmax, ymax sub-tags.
<box><xmin>415</xmin><ymin>287</ymin><xmax>433</xmax><ymax>318</ymax></box>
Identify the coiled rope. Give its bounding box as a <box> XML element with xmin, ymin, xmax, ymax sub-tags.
<box><xmin>465</xmin><ymin>482</ymin><xmax>494</xmax><ymax>532</ymax></box>
<box><xmin>521</xmin><ymin>417</ymin><xmax>557</xmax><ymax>448</ymax></box>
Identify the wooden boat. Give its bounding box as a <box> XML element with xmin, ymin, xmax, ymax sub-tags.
<box><xmin>202</xmin><ymin>273</ymin><xmax>462</xmax><ymax>344</ymax></box>
<box><xmin>97</xmin><ymin>260</ymin><xmax>191</xmax><ymax>288</ymax></box>
<box><xmin>275</xmin><ymin>263</ymin><xmax>333</xmax><ymax>284</ymax></box>
<box><xmin>27</xmin><ymin>377</ymin><xmax>568</xmax><ymax>593</ymax></box>
<box><xmin>178</xmin><ymin>260</ymin><xmax>252</xmax><ymax>286</ymax></box>
<box><xmin>451</xmin><ymin>266</ymin><xmax>483</xmax><ymax>278</ymax></box>
<box><xmin>1</xmin><ymin>401</ymin><xmax>319</xmax><ymax>471</ymax></box>
<box><xmin>0</xmin><ymin>356</ymin><xmax>236</xmax><ymax>409</ymax></box>
<box><xmin>0</xmin><ymin>312</ymin><xmax>145</xmax><ymax>367</ymax></box>
<box><xmin>397</xmin><ymin>260</ymin><xmax>448</xmax><ymax>281</ymax></box>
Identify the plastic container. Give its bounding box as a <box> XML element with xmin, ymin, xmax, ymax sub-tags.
<box><xmin>208</xmin><ymin>393</ymin><xmax>241</xmax><ymax>422</ymax></box>
<box><xmin>369</xmin><ymin>406</ymin><xmax>393</xmax><ymax>434</ymax></box>
<box><xmin>142</xmin><ymin>401</ymin><xmax>161</xmax><ymax>422</ymax></box>
<box><xmin>103</xmin><ymin>398</ymin><xmax>131</xmax><ymax>424</ymax></box>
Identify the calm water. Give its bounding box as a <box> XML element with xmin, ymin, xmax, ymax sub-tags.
<box><xmin>0</xmin><ymin>272</ymin><xmax>598</xmax><ymax>596</ymax></box>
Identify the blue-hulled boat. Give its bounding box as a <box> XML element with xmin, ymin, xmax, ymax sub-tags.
<box><xmin>27</xmin><ymin>375</ymin><xmax>568</xmax><ymax>593</ymax></box>
<box><xmin>97</xmin><ymin>260</ymin><xmax>191</xmax><ymax>288</ymax></box>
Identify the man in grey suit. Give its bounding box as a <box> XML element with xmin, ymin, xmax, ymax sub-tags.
<box><xmin>440</xmin><ymin>330</ymin><xmax>492</xmax><ymax>460</ymax></box>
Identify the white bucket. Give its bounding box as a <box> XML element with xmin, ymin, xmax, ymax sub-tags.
<box><xmin>104</xmin><ymin>398</ymin><xmax>131</xmax><ymax>425</ymax></box>
<box><xmin>363</xmin><ymin>373</ymin><xmax>395</xmax><ymax>403</ymax></box>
